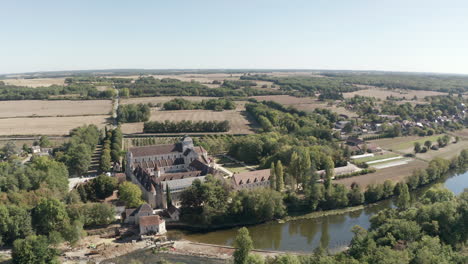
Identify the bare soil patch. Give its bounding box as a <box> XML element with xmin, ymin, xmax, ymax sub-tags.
<box><xmin>0</xmin><ymin>100</ymin><xmax>112</xmax><ymax>118</ymax></box>
<box><xmin>0</xmin><ymin>115</ymin><xmax>109</xmax><ymax>136</ymax></box>
<box><xmin>121</xmin><ymin>108</ymin><xmax>255</xmax><ymax>134</ymax></box>
<box><xmin>3</xmin><ymin>77</ymin><xmax>66</xmax><ymax>87</ymax></box>
<box><xmin>336</xmin><ymin>159</ymin><xmax>427</xmax><ymax>188</ymax></box>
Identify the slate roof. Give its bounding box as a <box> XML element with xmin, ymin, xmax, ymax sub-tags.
<box><xmin>155</xmin><ymin>171</ymin><xmax>202</xmax><ymax>183</ymax></box>
<box><xmin>129</xmin><ymin>144</ymin><xmax>182</xmax><ymax>157</ymax></box>
<box><xmin>134</xmin><ymin>158</ymin><xmax>185</xmax><ymax>169</ymax></box>
<box><xmin>232</xmin><ymin>169</ymin><xmax>270</xmax><ymax>186</ymax></box>
<box><xmin>165</xmin><ymin>176</ymin><xmax>206</xmax><ymax>192</ymax></box>
<box><xmin>130</xmin><ymin>203</ymin><xmax>153</xmax><ymax>216</ymax></box>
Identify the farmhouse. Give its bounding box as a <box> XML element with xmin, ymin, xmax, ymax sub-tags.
<box><xmin>231</xmin><ymin>169</ymin><xmax>271</xmax><ymax>190</ymax></box>
<box><xmin>126</xmin><ymin>136</ymin><xmax>218</xmax><ymax>208</ymax></box>
<box><xmin>122</xmin><ymin>203</ymin><xmax>166</xmax><ymax>235</ymax></box>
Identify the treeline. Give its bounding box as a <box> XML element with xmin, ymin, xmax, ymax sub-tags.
<box><xmin>116</xmin><ymin>103</ymin><xmax>151</xmax><ymax>123</ymax></box>
<box><xmin>240</xmin><ymin>75</ymin><xmax>359</xmax><ymax>96</ymax></box>
<box><xmin>163</xmin><ymin>98</ymin><xmax>235</xmax><ymax>111</ymax></box>
<box><xmin>232</xmin><ymin>184</ymin><xmax>468</xmax><ymax>264</ymax></box>
<box><xmin>0</xmin><ymin>81</ymin><xmax>114</xmax><ymax>100</ymax></box>
<box><xmin>323</xmin><ymin>72</ymin><xmax>468</xmax><ymax>93</ymax></box>
<box><xmin>114</xmin><ymin>76</ymin><xmax>280</xmax><ymax>97</ymax></box>
<box><xmin>180</xmin><ymin>175</ymin><xmax>285</xmax><ymax>226</ymax></box>
<box><xmin>143</xmin><ymin>120</ymin><xmax>230</xmax><ymax>133</ymax></box>
<box><xmin>245</xmin><ymin>101</ymin><xmax>333</xmax><ymax>140</ymax></box>
<box><xmin>56</xmin><ymin>125</ymin><xmax>100</xmax><ymax>176</ymax></box>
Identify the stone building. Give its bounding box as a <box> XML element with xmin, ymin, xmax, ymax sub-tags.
<box><xmin>126</xmin><ymin>137</ymin><xmax>217</xmax><ymax>208</ymax></box>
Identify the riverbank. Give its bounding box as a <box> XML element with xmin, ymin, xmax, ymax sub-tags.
<box><xmin>182</xmin><ymin>170</ymin><xmax>468</xmax><ymax>253</ymax></box>
<box><xmin>278</xmin><ymin>204</ymin><xmax>366</xmax><ymax>223</ymax></box>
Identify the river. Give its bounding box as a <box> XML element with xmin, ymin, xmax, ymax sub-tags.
<box><xmin>182</xmin><ymin>170</ymin><xmax>468</xmax><ymax>253</ymax></box>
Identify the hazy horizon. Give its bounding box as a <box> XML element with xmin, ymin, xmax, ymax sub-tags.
<box><xmin>2</xmin><ymin>0</ymin><xmax>468</xmax><ymax>75</ymax></box>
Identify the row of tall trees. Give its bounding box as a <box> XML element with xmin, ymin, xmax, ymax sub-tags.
<box><xmin>100</xmin><ymin>127</ymin><xmax>123</xmax><ymax>172</ymax></box>
<box><xmin>162</xmin><ymin>98</ymin><xmax>236</xmax><ymax>111</ymax></box>
<box><xmin>56</xmin><ymin>125</ymin><xmax>100</xmax><ymax>176</ymax></box>
<box><xmin>144</xmin><ymin>120</ymin><xmax>230</xmax><ymax>133</ymax></box>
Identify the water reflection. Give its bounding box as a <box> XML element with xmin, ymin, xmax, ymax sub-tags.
<box><xmin>183</xmin><ymin>171</ymin><xmax>468</xmax><ymax>252</ymax></box>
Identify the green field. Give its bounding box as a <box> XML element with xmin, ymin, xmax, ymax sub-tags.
<box><xmin>353</xmin><ymin>152</ymin><xmax>399</xmax><ymax>163</ymax></box>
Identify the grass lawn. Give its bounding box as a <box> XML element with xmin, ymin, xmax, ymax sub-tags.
<box><xmin>214</xmin><ymin>156</ymin><xmax>257</xmax><ymax>173</ymax></box>
<box><xmin>353</xmin><ymin>152</ymin><xmax>399</xmax><ymax>163</ymax></box>
<box><xmin>393</xmin><ymin>135</ymin><xmax>442</xmax><ymax>150</ymax></box>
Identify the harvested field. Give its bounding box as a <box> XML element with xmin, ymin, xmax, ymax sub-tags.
<box><xmin>251</xmin><ymin>95</ymin><xmax>357</xmax><ymax>117</ymax></box>
<box><xmin>336</xmin><ymin>159</ymin><xmax>428</xmax><ymax>188</ymax></box>
<box><xmin>0</xmin><ymin>137</ymin><xmax>68</xmax><ymax>148</ymax></box>
<box><xmin>3</xmin><ymin>77</ymin><xmax>66</xmax><ymax>87</ymax></box>
<box><xmin>0</xmin><ymin>100</ymin><xmax>112</xmax><ymax>118</ymax></box>
<box><xmin>121</xmin><ymin>96</ymin><xmax>216</xmax><ymax>105</ymax></box>
<box><xmin>343</xmin><ymin>86</ymin><xmax>446</xmax><ymax>102</ymax></box>
<box><xmin>121</xmin><ymin>109</ymin><xmax>255</xmax><ymax>134</ymax></box>
<box><xmin>0</xmin><ymin>115</ymin><xmax>109</xmax><ymax>136</ymax></box>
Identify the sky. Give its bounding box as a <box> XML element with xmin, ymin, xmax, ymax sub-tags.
<box><xmin>1</xmin><ymin>0</ymin><xmax>468</xmax><ymax>75</ymax></box>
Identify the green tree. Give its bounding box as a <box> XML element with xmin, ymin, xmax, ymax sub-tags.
<box><xmin>288</xmin><ymin>152</ymin><xmax>300</xmax><ymax>189</ymax></box>
<box><xmin>92</xmin><ymin>174</ymin><xmax>117</xmax><ymax>200</ymax></box>
<box><xmin>166</xmin><ymin>184</ymin><xmax>172</xmax><ymax>207</ymax></box>
<box><xmin>270</xmin><ymin>162</ymin><xmax>276</xmax><ymax>190</ymax></box>
<box><xmin>32</xmin><ymin>198</ymin><xmax>70</xmax><ymax>235</ymax></box>
<box><xmin>233</xmin><ymin>227</ymin><xmax>253</xmax><ymax>264</ymax></box>
<box><xmin>276</xmin><ymin>160</ymin><xmax>284</xmax><ymax>192</ymax></box>
<box><xmin>12</xmin><ymin>235</ymin><xmax>59</xmax><ymax>264</ymax></box>
<box><xmin>414</xmin><ymin>142</ymin><xmax>422</xmax><ymax>153</ymax></box>
<box><xmin>396</xmin><ymin>183</ymin><xmax>410</xmax><ymax>210</ymax></box>
<box><xmin>323</xmin><ymin>156</ymin><xmax>334</xmax><ymax>191</ymax></box>
<box><xmin>68</xmin><ymin>143</ymin><xmax>92</xmax><ymax>176</ymax></box>
<box><xmin>424</xmin><ymin>140</ymin><xmax>432</xmax><ymax>149</ymax></box>
<box><xmin>118</xmin><ymin>182</ymin><xmax>144</xmax><ymax>208</ymax></box>
<box><xmin>39</xmin><ymin>136</ymin><xmax>51</xmax><ymax>148</ymax></box>
<box><xmin>100</xmin><ymin>148</ymin><xmax>112</xmax><ymax>172</ymax></box>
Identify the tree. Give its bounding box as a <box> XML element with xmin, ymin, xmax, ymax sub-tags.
<box><xmin>12</xmin><ymin>235</ymin><xmax>59</xmax><ymax>264</ymax></box>
<box><xmin>323</xmin><ymin>156</ymin><xmax>334</xmax><ymax>191</ymax></box>
<box><xmin>396</xmin><ymin>183</ymin><xmax>410</xmax><ymax>210</ymax></box>
<box><xmin>100</xmin><ymin>148</ymin><xmax>112</xmax><ymax>173</ymax></box>
<box><xmin>424</xmin><ymin>140</ymin><xmax>432</xmax><ymax>149</ymax></box>
<box><xmin>289</xmin><ymin>152</ymin><xmax>300</xmax><ymax>189</ymax></box>
<box><xmin>92</xmin><ymin>174</ymin><xmax>117</xmax><ymax>200</ymax></box>
<box><xmin>39</xmin><ymin>136</ymin><xmax>51</xmax><ymax>148</ymax></box>
<box><xmin>119</xmin><ymin>182</ymin><xmax>144</xmax><ymax>208</ymax></box>
<box><xmin>276</xmin><ymin>160</ymin><xmax>284</xmax><ymax>192</ymax></box>
<box><xmin>233</xmin><ymin>227</ymin><xmax>253</xmax><ymax>264</ymax></box>
<box><xmin>348</xmin><ymin>183</ymin><xmax>364</xmax><ymax>206</ymax></box>
<box><xmin>32</xmin><ymin>198</ymin><xmax>69</xmax><ymax>235</ymax></box>
<box><xmin>270</xmin><ymin>162</ymin><xmax>276</xmax><ymax>190</ymax></box>
<box><xmin>68</xmin><ymin>143</ymin><xmax>92</xmax><ymax>176</ymax></box>
<box><xmin>414</xmin><ymin>142</ymin><xmax>422</xmax><ymax>153</ymax></box>
<box><xmin>166</xmin><ymin>184</ymin><xmax>172</xmax><ymax>207</ymax></box>
<box><xmin>2</xmin><ymin>141</ymin><xmax>19</xmax><ymax>158</ymax></box>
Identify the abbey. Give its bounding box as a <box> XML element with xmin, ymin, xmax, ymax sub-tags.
<box><xmin>126</xmin><ymin>137</ymin><xmax>218</xmax><ymax>208</ymax></box>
